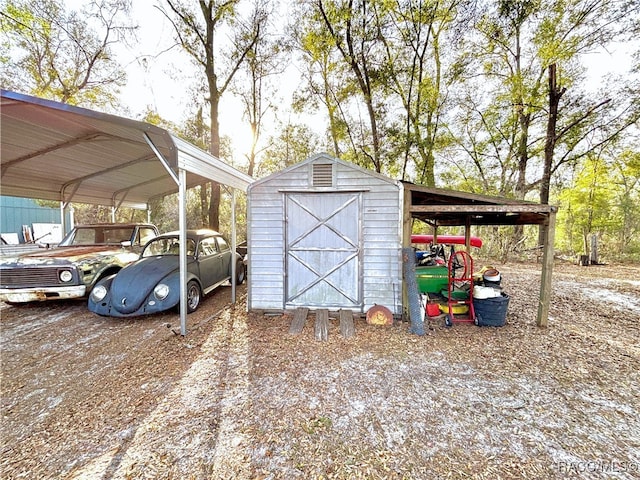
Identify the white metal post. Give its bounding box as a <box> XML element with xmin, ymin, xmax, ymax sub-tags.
<box><xmin>231</xmin><ymin>189</ymin><xmax>237</xmax><ymax>303</ymax></box>
<box><xmin>179</xmin><ymin>168</ymin><xmax>188</xmax><ymax>336</ymax></box>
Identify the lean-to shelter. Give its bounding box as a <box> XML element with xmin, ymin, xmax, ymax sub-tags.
<box><xmin>404</xmin><ymin>183</ymin><xmax>557</xmax><ymax>327</ymax></box>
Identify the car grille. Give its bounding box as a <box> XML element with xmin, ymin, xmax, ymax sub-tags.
<box><xmin>0</xmin><ymin>267</ymin><xmax>70</xmax><ymax>288</ymax></box>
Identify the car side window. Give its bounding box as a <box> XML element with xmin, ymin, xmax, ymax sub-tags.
<box><xmin>138</xmin><ymin>228</ymin><xmax>156</xmax><ymax>246</ymax></box>
<box><xmin>199</xmin><ymin>237</ymin><xmax>219</xmax><ymax>257</ymax></box>
<box><xmin>216</xmin><ymin>236</ymin><xmax>230</xmax><ymax>252</ymax></box>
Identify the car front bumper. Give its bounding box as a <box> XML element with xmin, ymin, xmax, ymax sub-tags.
<box><xmin>0</xmin><ymin>285</ymin><xmax>87</xmax><ymax>303</ymax></box>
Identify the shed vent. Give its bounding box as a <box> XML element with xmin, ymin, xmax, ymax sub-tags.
<box><xmin>312</xmin><ymin>163</ymin><xmax>333</xmax><ymax>187</ymax></box>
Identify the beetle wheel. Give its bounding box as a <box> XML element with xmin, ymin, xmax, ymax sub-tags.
<box><xmin>186</xmin><ymin>280</ymin><xmax>201</xmax><ymax>313</ymax></box>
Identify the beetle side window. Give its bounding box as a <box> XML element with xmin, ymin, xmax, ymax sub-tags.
<box><xmin>216</xmin><ymin>236</ymin><xmax>230</xmax><ymax>252</ymax></box>
<box><xmin>199</xmin><ymin>237</ymin><xmax>218</xmax><ymax>256</ymax></box>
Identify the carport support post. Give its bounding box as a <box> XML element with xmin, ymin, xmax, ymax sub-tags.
<box><xmin>179</xmin><ymin>168</ymin><xmax>188</xmax><ymax>336</ymax></box>
<box><xmin>231</xmin><ymin>189</ymin><xmax>237</xmax><ymax>303</ymax></box>
<box><xmin>537</xmin><ymin>210</ymin><xmax>556</xmax><ymax>327</ymax></box>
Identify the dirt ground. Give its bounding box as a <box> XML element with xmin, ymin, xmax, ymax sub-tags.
<box><xmin>1</xmin><ymin>261</ymin><xmax>639</xmax><ymax>480</ymax></box>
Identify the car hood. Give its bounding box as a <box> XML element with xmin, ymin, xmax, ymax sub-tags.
<box><xmin>0</xmin><ymin>246</ymin><xmax>134</xmax><ymax>267</ymax></box>
<box><xmin>109</xmin><ymin>256</ymin><xmax>182</xmax><ymax>314</ymax></box>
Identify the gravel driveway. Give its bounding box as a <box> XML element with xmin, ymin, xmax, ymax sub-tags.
<box><xmin>1</xmin><ymin>263</ymin><xmax>639</xmax><ymax>479</ymax></box>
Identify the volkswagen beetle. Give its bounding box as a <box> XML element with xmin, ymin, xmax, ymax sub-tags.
<box><xmin>88</xmin><ymin>229</ymin><xmax>244</xmax><ymax>317</ymax></box>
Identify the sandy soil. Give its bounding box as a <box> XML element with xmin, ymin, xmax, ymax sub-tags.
<box><xmin>1</xmin><ymin>261</ymin><xmax>639</xmax><ymax>479</ymax></box>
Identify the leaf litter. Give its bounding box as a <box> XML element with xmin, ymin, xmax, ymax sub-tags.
<box><xmin>1</xmin><ymin>261</ymin><xmax>639</xmax><ymax>479</ymax></box>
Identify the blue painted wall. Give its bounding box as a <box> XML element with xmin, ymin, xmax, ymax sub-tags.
<box><xmin>1</xmin><ymin>196</ymin><xmax>70</xmax><ymax>242</ymax></box>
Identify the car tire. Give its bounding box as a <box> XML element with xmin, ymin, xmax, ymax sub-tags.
<box><xmin>235</xmin><ymin>260</ymin><xmax>246</xmax><ymax>285</ymax></box>
<box><xmin>186</xmin><ymin>280</ymin><xmax>201</xmax><ymax>313</ymax></box>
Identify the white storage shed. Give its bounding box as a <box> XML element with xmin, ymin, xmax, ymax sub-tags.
<box><xmin>247</xmin><ymin>153</ymin><xmax>403</xmax><ymax>315</ymax></box>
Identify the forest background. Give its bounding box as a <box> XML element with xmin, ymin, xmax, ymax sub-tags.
<box><xmin>1</xmin><ymin>0</ymin><xmax>639</xmax><ymax>262</ymax></box>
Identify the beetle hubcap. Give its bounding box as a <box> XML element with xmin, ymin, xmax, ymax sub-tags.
<box><xmin>187</xmin><ymin>285</ymin><xmax>199</xmax><ymax>309</ymax></box>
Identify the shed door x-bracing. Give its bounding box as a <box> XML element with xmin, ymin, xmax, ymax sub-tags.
<box><xmin>285</xmin><ymin>192</ymin><xmax>362</xmax><ymax>309</ymax></box>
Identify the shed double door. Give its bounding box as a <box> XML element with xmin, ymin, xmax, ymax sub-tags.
<box><xmin>285</xmin><ymin>192</ymin><xmax>362</xmax><ymax>309</ymax></box>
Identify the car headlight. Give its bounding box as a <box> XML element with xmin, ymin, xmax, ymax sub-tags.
<box><xmin>91</xmin><ymin>285</ymin><xmax>108</xmax><ymax>301</ymax></box>
<box><xmin>59</xmin><ymin>270</ymin><xmax>73</xmax><ymax>283</ymax></box>
<box><xmin>154</xmin><ymin>283</ymin><xmax>170</xmax><ymax>300</ymax></box>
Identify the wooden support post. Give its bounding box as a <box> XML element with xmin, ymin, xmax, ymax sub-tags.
<box><xmin>315</xmin><ymin>309</ymin><xmax>329</xmax><ymax>341</ymax></box>
<box><xmin>289</xmin><ymin>307</ymin><xmax>309</xmax><ymax>335</ymax></box>
<box><xmin>339</xmin><ymin>309</ymin><xmax>355</xmax><ymax>338</ymax></box>
<box><xmin>465</xmin><ymin>216</ymin><xmax>471</xmax><ymax>253</ymax></box>
<box><xmin>402</xmin><ymin>185</ymin><xmax>412</xmax><ymax>321</ymax></box>
<box><xmin>537</xmin><ymin>210</ymin><xmax>556</xmax><ymax>327</ymax></box>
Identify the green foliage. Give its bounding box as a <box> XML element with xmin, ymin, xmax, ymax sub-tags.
<box><xmin>556</xmin><ymin>149</ymin><xmax>640</xmax><ymax>261</ymax></box>
<box><xmin>0</xmin><ymin>0</ymin><xmax>132</xmax><ymax>107</ymax></box>
<box><xmin>71</xmin><ymin>203</ymin><xmax>148</xmax><ymax>225</ymax></box>
<box><xmin>259</xmin><ymin>122</ymin><xmax>321</xmax><ymax>177</ymax></box>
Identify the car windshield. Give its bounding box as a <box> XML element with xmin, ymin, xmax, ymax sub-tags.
<box><xmin>142</xmin><ymin>237</ymin><xmax>196</xmax><ymax>257</ymax></box>
<box><xmin>60</xmin><ymin>226</ymin><xmax>135</xmax><ymax>245</ymax></box>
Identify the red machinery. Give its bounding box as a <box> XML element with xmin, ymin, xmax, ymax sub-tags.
<box><xmin>445</xmin><ymin>250</ymin><xmax>475</xmax><ymax>327</ymax></box>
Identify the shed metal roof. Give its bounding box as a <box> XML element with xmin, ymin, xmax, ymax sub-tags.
<box><xmin>404</xmin><ymin>182</ymin><xmax>557</xmax><ymax>227</ymax></box>
<box><xmin>1</xmin><ymin>89</ymin><xmax>252</xmax><ymax>209</ymax></box>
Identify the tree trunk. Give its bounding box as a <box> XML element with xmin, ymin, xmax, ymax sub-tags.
<box><xmin>208</xmin><ymin>71</ymin><xmax>221</xmax><ymax>231</ymax></box>
<box><xmin>541</xmin><ymin>64</ymin><xmax>562</xmax><ymax>206</ymax></box>
<box><xmin>512</xmin><ymin>110</ymin><xmax>530</xmax><ymax>249</ymax></box>
<box><xmin>538</xmin><ymin>64</ymin><xmax>565</xmax><ymax>248</ymax></box>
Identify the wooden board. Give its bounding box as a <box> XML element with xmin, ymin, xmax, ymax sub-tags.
<box><xmin>339</xmin><ymin>309</ymin><xmax>355</xmax><ymax>338</ymax></box>
<box><xmin>315</xmin><ymin>309</ymin><xmax>329</xmax><ymax>341</ymax></box>
<box><xmin>288</xmin><ymin>307</ymin><xmax>309</xmax><ymax>335</ymax></box>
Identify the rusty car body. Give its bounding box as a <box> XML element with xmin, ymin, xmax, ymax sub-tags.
<box><xmin>0</xmin><ymin>223</ymin><xmax>158</xmax><ymax>303</ymax></box>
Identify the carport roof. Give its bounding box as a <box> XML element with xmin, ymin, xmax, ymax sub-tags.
<box><xmin>1</xmin><ymin>89</ymin><xmax>253</xmax><ymax>209</ymax></box>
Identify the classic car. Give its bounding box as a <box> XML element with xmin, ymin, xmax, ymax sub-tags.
<box><xmin>0</xmin><ymin>223</ymin><xmax>159</xmax><ymax>303</ymax></box>
<box><xmin>88</xmin><ymin>229</ymin><xmax>245</xmax><ymax>317</ymax></box>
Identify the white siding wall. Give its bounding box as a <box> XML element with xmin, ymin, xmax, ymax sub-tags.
<box><xmin>248</xmin><ymin>155</ymin><xmax>402</xmax><ymax>314</ymax></box>
<box><xmin>338</xmin><ymin>166</ymin><xmax>402</xmax><ymax>314</ymax></box>
<box><xmin>247</xmin><ymin>190</ymin><xmax>284</xmax><ymax>309</ymax></box>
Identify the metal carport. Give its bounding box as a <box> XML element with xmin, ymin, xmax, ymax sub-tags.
<box><xmin>1</xmin><ymin>89</ymin><xmax>253</xmax><ymax>335</ymax></box>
